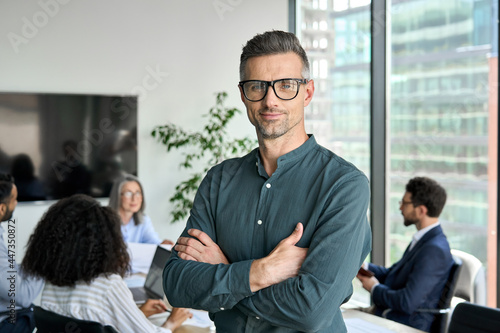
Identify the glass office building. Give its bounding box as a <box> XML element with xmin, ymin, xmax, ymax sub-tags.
<box><xmin>297</xmin><ymin>0</ymin><xmax>498</xmax><ymax>304</ymax></box>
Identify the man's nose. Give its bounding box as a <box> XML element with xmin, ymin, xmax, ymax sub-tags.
<box><xmin>263</xmin><ymin>85</ymin><xmax>280</xmax><ymax>107</ymax></box>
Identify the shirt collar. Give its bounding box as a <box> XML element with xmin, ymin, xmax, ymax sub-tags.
<box><xmin>255</xmin><ymin>135</ymin><xmax>317</xmax><ymax>178</ymax></box>
<box><xmin>412</xmin><ymin>220</ymin><xmax>440</xmax><ymax>244</ymax></box>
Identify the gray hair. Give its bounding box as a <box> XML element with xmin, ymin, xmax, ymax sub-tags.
<box><xmin>239</xmin><ymin>30</ymin><xmax>310</xmax><ymax>81</ymax></box>
<box><xmin>108</xmin><ymin>174</ymin><xmax>145</xmax><ymax>225</ymax></box>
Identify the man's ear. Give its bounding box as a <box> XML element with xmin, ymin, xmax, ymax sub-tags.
<box><xmin>303</xmin><ymin>79</ymin><xmax>315</xmax><ymax>107</ymax></box>
<box><xmin>0</xmin><ymin>203</ymin><xmax>5</xmax><ymax>221</ymax></box>
<box><xmin>238</xmin><ymin>85</ymin><xmax>246</xmax><ymax>103</ymax></box>
<box><xmin>416</xmin><ymin>204</ymin><xmax>428</xmax><ymax>218</ymax></box>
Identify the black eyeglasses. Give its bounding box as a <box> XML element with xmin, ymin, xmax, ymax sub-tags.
<box><xmin>399</xmin><ymin>200</ymin><xmax>413</xmax><ymax>206</ymax></box>
<box><xmin>239</xmin><ymin>78</ymin><xmax>308</xmax><ymax>102</ymax></box>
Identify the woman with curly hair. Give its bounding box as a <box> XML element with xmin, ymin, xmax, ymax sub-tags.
<box><xmin>21</xmin><ymin>194</ymin><xmax>191</xmax><ymax>332</ymax></box>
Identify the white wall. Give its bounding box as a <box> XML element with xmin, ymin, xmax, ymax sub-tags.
<box><xmin>0</xmin><ymin>0</ymin><xmax>289</xmax><ymax>259</ymax></box>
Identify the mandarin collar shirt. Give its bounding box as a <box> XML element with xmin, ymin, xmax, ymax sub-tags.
<box><xmin>164</xmin><ymin>135</ymin><xmax>372</xmax><ymax>332</ymax></box>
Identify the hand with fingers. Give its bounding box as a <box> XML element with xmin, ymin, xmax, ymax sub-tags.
<box><xmin>139</xmin><ymin>299</ymin><xmax>168</xmax><ymax>317</ymax></box>
<box><xmin>356</xmin><ymin>273</ymin><xmax>380</xmax><ymax>292</ymax></box>
<box><xmin>250</xmin><ymin>222</ymin><xmax>308</xmax><ymax>292</ymax></box>
<box><xmin>163</xmin><ymin>307</ymin><xmax>193</xmax><ymax>331</ymax></box>
<box><xmin>175</xmin><ymin>228</ymin><xmax>230</xmax><ymax>265</ymax></box>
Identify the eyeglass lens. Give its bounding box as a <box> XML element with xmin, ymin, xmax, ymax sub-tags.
<box><xmin>122</xmin><ymin>191</ymin><xmax>142</xmax><ymax>198</ymax></box>
<box><xmin>242</xmin><ymin>79</ymin><xmax>300</xmax><ymax>101</ymax></box>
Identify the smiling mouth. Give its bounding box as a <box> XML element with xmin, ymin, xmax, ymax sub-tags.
<box><xmin>260</xmin><ymin>112</ymin><xmax>284</xmax><ymax>119</ymax></box>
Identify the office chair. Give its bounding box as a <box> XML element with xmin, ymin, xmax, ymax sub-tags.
<box><xmin>448</xmin><ymin>301</ymin><xmax>500</xmax><ymax>333</ymax></box>
<box><xmin>33</xmin><ymin>306</ymin><xmax>118</xmax><ymax>333</ymax></box>
<box><xmin>417</xmin><ymin>255</ymin><xmax>462</xmax><ymax>333</ymax></box>
<box><xmin>450</xmin><ymin>249</ymin><xmax>487</xmax><ymax>305</ymax></box>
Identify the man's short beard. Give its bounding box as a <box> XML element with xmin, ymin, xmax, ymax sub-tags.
<box><xmin>1</xmin><ymin>208</ymin><xmax>13</xmax><ymax>222</ymax></box>
<box><xmin>257</xmin><ymin>122</ymin><xmax>287</xmax><ymax>139</ymax></box>
<box><xmin>404</xmin><ymin>217</ymin><xmax>418</xmax><ymax>227</ymax></box>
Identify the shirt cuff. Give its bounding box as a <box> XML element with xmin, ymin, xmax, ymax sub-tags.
<box><xmin>370</xmin><ymin>282</ymin><xmax>380</xmax><ymax>295</ymax></box>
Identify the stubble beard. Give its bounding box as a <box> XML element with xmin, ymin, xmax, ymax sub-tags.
<box><xmin>255</xmin><ymin>108</ymin><xmax>301</xmax><ymax>140</ymax></box>
<box><xmin>403</xmin><ymin>216</ymin><xmax>419</xmax><ymax>227</ymax></box>
<box><xmin>1</xmin><ymin>208</ymin><xmax>13</xmax><ymax>222</ymax></box>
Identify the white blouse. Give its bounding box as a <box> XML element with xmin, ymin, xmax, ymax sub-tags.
<box><xmin>41</xmin><ymin>274</ymin><xmax>170</xmax><ymax>333</ymax></box>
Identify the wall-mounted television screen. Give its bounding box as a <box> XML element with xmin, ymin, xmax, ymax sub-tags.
<box><xmin>0</xmin><ymin>92</ymin><xmax>138</xmax><ymax>202</ymax></box>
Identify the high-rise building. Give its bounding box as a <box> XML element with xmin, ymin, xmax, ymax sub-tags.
<box><xmin>297</xmin><ymin>0</ymin><xmax>498</xmax><ymax>303</ymax></box>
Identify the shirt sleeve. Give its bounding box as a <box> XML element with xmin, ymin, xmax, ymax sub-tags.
<box><xmin>368</xmin><ymin>263</ymin><xmax>390</xmax><ymax>283</ymax></box>
<box><xmin>105</xmin><ymin>278</ymin><xmax>171</xmax><ymax>333</ymax></box>
<box><xmin>163</xmin><ymin>171</ymin><xmax>255</xmax><ymax>312</ymax></box>
<box><xmin>139</xmin><ymin>216</ymin><xmax>162</xmax><ymax>245</ymax></box>
<box><xmin>0</xmin><ymin>231</ymin><xmax>44</xmax><ymax>308</ymax></box>
<box><xmin>370</xmin><ymin>244</ymin><xmax>451</xmax><ymax>314</ymax></box>
<box><xmin>233</xmin><ymin>174</ymin><xmax>372</xmax><ymax>331</ymax></box>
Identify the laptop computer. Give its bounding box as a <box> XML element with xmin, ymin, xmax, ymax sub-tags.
<box><xmin>129</xmin><ymin>245</ymin><xmax>171</xmax><ymax>304</ymax></box>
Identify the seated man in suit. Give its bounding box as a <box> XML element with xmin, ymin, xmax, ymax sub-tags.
<box><xmin>0</xmin><ymin>173</ymin><xmax>44</xmax><ymax>332</ymax></box>
<box><xmin>357</xmin><ymin>176</ymin><xmax>454</xmax><ymax>332</ymax></box>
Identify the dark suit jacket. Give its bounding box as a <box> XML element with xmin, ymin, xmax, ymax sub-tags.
<box><xmin>368</xmin><ymin>225</ymin><xmax>453</xmax><ymax>332</ymax></box>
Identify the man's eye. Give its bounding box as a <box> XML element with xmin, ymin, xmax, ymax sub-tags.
<box><xmin>249</xmin><ymin>83</ymin><xmax>266</xmax><ymax>91</ymax></box>
<box><xmin>278</xmin><ymin>81</ymin><xmax>296</xmax><ymax>90</ymax></box>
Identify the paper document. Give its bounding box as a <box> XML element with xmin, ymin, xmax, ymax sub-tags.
<box><xmin>148</xmin><ymin>309</ymin><xmax>214</xmax><ymax>329</ymax></box>
<box><xmin>345</xmin><ymin>318</ymin><xmax>397</xmax><ymax>333</ymax></box>
<box><xmin>127</xmin><ymin>242</ymin><xmax>158</xmax><ymax>273</ymax></box>
<box><xmin>123</xmin><ymin>275</ymin><xmax>146</xmax><ymax>288</ymax></box>
<box><xmin>127</xmin><ymin>243</ymin><xmax>172</xmax><ymax>274</ymax></box>
<box><xmin>183</xmin><ymin>309</ymin><xmax>214</xmax><ymax>328</ymax></box>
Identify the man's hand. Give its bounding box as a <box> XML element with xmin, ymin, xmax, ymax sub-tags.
<box><xmin>175</xmin><ymin>229</ymin><xmax>230</xmax><ymax>265</ymax></box>
<box><xmin>249</xmin><ymin>223</ymin><xmax>308</xmax><ymax>292</ymax></box>
<box><xmin>356</xmin><ymin>273</ymin><xmax>380</xmax><ymax>292</ymax></box>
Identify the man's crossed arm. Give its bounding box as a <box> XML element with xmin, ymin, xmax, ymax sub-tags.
<box><xmin>174</xmin><ymin>223</ymin><xmax>308</xmax><ymax>292</ymax></box>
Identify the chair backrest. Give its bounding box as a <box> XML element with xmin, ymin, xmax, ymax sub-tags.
<box><xmin>34</xmin><ymin>306</ymin><xmax>118</xmax><ymax>333</ymax></box>
<box><xmin>428</xmin><ymin>255</ymin><xmax>462</xmax><ymax>333</ymax></box>
<box><xmin>448</xmin><ymin>301</ymin><xmax>500</xmax><ymax>333</ymax></box>
<box><xmin>450</xmin><ymin>249</ymin><xmax>487</xmax><ymax>305</ymax></box>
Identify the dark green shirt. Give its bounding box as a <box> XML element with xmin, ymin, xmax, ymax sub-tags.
<box><xmin>164</xmin><ymin>135</ymin><xmax>372</xmax><ymax>332</ymax></box>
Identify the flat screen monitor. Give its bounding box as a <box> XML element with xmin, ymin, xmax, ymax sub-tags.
<box><xmin>0</xmin><ymin>92</ymin><xmax>138</xmax><ymax>202</ymax></box>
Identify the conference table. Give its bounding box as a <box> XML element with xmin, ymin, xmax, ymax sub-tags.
<box><xmin>171</xmin><ymin>308</ymin><xmax>426</xmax><ymax>333</ymax></box>
<box><xmin>342</xmin><ymin>309</ymin><xmax>426</xmax><ymax>332</ymax></box>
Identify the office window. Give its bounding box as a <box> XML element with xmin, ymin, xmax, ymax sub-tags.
<box><xmin>388</xmin><ymin>0</ymin><xmax>497</xmax><ymax>306</ymax></box>
<box><xmin>297</xmin><ymin>0</ymin><xmax>372</xmax><ymax>304</ymax></box>
<box><xmin>297</xmin><ymin>0</ymin><xmax>371</xmax><ymax>177</ymax></box>
<box><xmin>297</xmin><ymin>0</ymin><xmax>498</xmax><ymax>306</ymax></box>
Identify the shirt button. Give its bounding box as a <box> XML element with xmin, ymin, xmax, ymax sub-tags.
<box><xmin>220</xmin><ymin>307</ymin><xmax>224</xmax><ymax>310</ymax></box>
<box><xmin>266</xmin><ymin>183</ymin><xmax>271</xmax><ymax>188</ymax></box>
<box><xmin>256</xmin><ymin>316</ymin><xmax>260</xmax><ymax>320</ymax></box>
<box><xmin>257</xmin><ymin>220</ymin><xmax>263</xmax><ymax>225</ymax></box>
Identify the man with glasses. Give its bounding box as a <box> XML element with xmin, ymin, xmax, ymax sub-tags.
<box><xmin>0</xmin><ymin>173</ymin><xmax>43</xmax><ymax>332</ymax></box>
<box><xmin>357</xmin><ymin>176</ymin><xmax>454</xmax><ymax>332</ymax></box>
<box><xmin>164</xmin><ymin>30</ymin><xmax>371</xmax><ymax>332</ymax></box>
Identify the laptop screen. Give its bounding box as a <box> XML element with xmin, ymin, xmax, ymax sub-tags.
<box><xmin>144</xmin><ymin>246</ymin><xmax>171</xmax><ymax>298</ymax></box>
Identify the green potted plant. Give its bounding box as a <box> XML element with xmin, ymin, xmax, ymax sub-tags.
<box><xmin>151</xmin><ymin>92</ymin><xmax>256</xmax><ymax>224</ymax></box>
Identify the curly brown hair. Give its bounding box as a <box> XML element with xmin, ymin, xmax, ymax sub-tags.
<box><xmin>21</xmin><ymin>194</ymin><xmax>130</xmax><ymax>286</ymax></box>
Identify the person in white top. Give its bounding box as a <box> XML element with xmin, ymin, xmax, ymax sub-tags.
<box><xmin>21</xmin><ymin>194</ymin><xmax>191</xmax><ymax>332</ymax></box>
